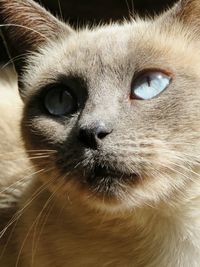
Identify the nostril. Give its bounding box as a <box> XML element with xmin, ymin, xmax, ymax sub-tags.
<box><xmin>78</xmin><ymin>122</ymin><xmax>113</xmax><ymax>149</ymax></box>
<box><xmin>97</xmin><ymin>131</ymin><xmax>108</xmax><ymax>139</ymax></box>
<box><xmin>96</xmin><ymin>126</ymin><xmax>112</xmax><ymax>139</ymax></box>
<box><xmin>78</xmin><ymin>128</ymin><xmax>97</xmax><ymax>149</ymax></box>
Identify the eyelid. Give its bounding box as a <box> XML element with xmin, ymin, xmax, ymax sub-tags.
<box><xmin>132</xmin><ymin>68</ymin><xmax>174</xmax><ymax>81</ymax></box>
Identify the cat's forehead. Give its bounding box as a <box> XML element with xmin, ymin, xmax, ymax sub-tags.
<box><xmin>37</xmin><ymin>23</ymin><xmax>136</xmax><ymax>70</ymax></box>
<box><xmin>22</xmin><ymin>20</ymin><xmax>200</xmax><ymax>99</ymax></box>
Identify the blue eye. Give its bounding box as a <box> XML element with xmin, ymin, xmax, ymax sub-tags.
<box><xmin>131</xmin><ymin>71</ymin><xmax>172</xmax><ymax>100</ymax></box>
<box><xmin>44</xmin><ymin>86</ymin><xmax>77</xmax><ymax>116</ymax></box>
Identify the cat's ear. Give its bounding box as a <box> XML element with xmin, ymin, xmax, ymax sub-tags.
<box><xmin>0</xmin><ymin>0</ymin><xmax>74</xmax><ymax>74</ymax></box>
<box><xmin>163</xmin><ymin>0</ymin><xmax>200</xmax><ymax>27</ymax></box>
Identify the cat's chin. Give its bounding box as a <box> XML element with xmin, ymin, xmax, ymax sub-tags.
<box><xmin>69</xmin><ymin>179</ymin><xmax>134</xmax><ymax>213</ymax></box>
<box><xmin>73</xmin><ymin>164</ymin><xmax>139</xmax><ymax>199</ymax></box>
<box><xmin>57</xmin><ymin>165</ymin><xmax>182</xmax><ymax>213</ymax></box>
<box><xmin>59</xmin><ymin>167</ymin><xmax>143</xmax><ymax>212</ymax></box>
<box><xmin>71</xmin><ymin>179</ymin><xmax>150</xmax><ymax>214</ymax></box>
<box><xmin>85</xmin><ymin>164</ymin><xmax>138</xmax><ymax>190</ymax></box>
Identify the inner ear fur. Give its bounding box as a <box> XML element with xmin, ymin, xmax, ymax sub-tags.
<box><xmin>0</xmin><ymin>0</ymin><xmax>74</xmax><ymax>74</ymax></box>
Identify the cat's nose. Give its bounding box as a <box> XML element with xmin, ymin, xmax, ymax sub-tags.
<box><xmin>78</xmin><ymin>122</ymin><xmax>112</xmax><ymax>149</ymax></box>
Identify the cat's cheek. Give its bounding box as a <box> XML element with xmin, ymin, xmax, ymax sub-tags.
<box><xmin>21</xmin><ymin>111</ymin><xmax>77</xmax><ymax>156</ymax></box>
<box><xmin>123</xmin><ymin>171</ymin><xmax>188</xmax><ymax>209</ymax></box>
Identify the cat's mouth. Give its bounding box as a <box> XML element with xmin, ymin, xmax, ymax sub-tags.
<box><xmin>90</xmin><ymin>165</ymin><xmax>126</xmax><ymax>180</ymax></box>
<box><xmin>83</xmin><ymin>164</ymin><xmax>137</xmax><ymax>194</ymax></box>
<box><xmin>93</xmin><ymin>165</ymin><xmax>124</xmax><ymax>178</ymax></box>
<box><xmin>60</xmin><ymin>159</ymin><xmax>140</xmax><ymax>196</ymax></box>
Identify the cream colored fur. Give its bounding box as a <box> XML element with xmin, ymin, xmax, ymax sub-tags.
<box><xmin>1</xmin><ymin>29</ymin><xmax>200</xmax><ymax>267</ymax></box>
<box><xmin>1</xmin><ymin>0</ymin><xmax>200</xmax><ymax>266</ymax></box>
<box><xmin>12</xmin><ymin>178</ymin><xmax>200</xmax><ymax>267</ymax></box>
<box><xmin>0</xmin><ymin>67</ymin><xmax>30</xmax><ymax>206</ymax></box>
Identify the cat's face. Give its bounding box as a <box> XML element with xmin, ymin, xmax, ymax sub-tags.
<box><xmin>2</xmin><ymin>0</ymin><xmax>200</xmax><ymax>211</ymax></box>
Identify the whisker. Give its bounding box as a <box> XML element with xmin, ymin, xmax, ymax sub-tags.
<box><xmin>157</xmin><ymin>162</ymin><xmax>200</xmax><ymax>186</ymax></box>
<box><xmin>0</xmin><ymin>217</ymin><xmax>19</xmax><ymax>260</ymax></box>
<box><xmin>0</xmin><ymin>166</ymin><xmax>34</xmax><ymax>195</ymax></box>
<box><xmin>0</xmin><ymin>155</ymin><xmax>52</xmax><ymax>162</ymax></box>
<box><xmin>0</xmin><ymin>24</ymin><xmax>49</xmax><ymax>41</ymax></box>
<box><xmin>124</xmin><ymin>0</ymin><xmax>132</xmax><ymax>18</ymax></box>
<box><xmin>131</xmin><ymin>0</ymin><xmax>135</xmax><ymax>17</ymax></box>
<box><xmin>1</xmin><ymin>53</ymin><xmax>30</xmax><ymax>70</ymax></box>
<box><xmin>0</xmin><ymin>149</ymin><xmax>56</xmax><ymax>155</ymax></box>
<box><xmin>0</xmin><ymin>167</ymin><xmax>55</xmax><ymax>239</ymax></box>
<box><xmin>15</xmin><ymin>177</ymin><xmax>64</xmax><ymax>267</ymax></box>
<box><xmin>30</xmin><ymin>180</ymin><xmax>64</xmax><ymax>266</ymax></box>
<box><xmin>57</xmin><ymin>0</ymin><xmax>63</xmax><ymax>21</ymax></box>
<box><xmin>169</xmin><ymin>161</ymin><xmax>200</xmax><ymax>180</ymax></box>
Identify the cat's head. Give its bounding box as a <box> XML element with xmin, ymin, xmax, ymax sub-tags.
<box><xmin>1</xmin><ymin>0</ymin><xmax>200</xmax><ymax>212</ymax></box>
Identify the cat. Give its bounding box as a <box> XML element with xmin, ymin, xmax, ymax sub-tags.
<box><xmin>0</xmin><ymin>0</ymin><xmax>200</xmax><ymax>266</ymax></box>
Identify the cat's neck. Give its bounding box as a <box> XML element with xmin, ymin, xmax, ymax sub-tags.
<box><xmin>16</xmin><ymin>177</ymin><xmax>200</xmax><ymax>267</ymax></box>
<box><xmin>22</xmin><ymin>177</ymin><xmax>200</xmax><ymax>236</ymax></box>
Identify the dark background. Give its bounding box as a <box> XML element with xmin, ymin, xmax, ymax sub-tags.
<box><xmin>0</xmin><ymin>0</ymin><xmax>177</xmax><ymax>62</ymax></box>
<box><xmin>38</xmin><ymin>0</ymin><xmax>177</xmax><ymax>24</ymax></box>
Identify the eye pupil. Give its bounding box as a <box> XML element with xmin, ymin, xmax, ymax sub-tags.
<box><xmin>147</xmin><ymin>76</ymin><xmax>151</xmax><ymax>87</ymax></box>
<box><xmin>131</xmin><ymin>70</ymin><xmax>172</xmax><ymax>100</ymax></box>
<box><xmin>59</xmin><ymin>92</ymin><xmax>63</xmax><ymax>103</ymax></box>
<box><xmin>44</xmin><ymin>86</ymin><xmax>77</xmax><ymax>116</ymax></box>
